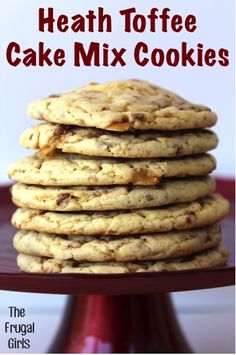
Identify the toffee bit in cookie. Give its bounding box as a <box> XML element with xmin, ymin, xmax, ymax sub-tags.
<box><xmin>37</xmin><ymin>145</ymin><xmax>56</xmax><ymax>158</ymax></box>
<box><xmin>48</xmin><ymin>94</ymin><xmax>60</xmax><ymax>98</ymax></box>
<box><xmin>56</xmin><ymin>193</ymin><xmax>71</xmax><ymax>206</ymax></box>
<box><xmin>54</xmin><ymin>125</ymin><xmax>72</xmax><ymax>141</ymax></box>
<box><xmin>145</xmin><ymin>194</ymin><xmax>154</xmax><ymax>201</ymax></box>
<box><xmin>92</xmin><ymin>191</ymin><xmax>103</xmax><ymax>197</ymax></box>
<box><xmin>107</xmin><ymin>122</ymin><xmax>130</xmax><ymax>131</ymax></box>
<box><xmin>186</xmin><ymin>213</ymin><xmax>196</xmax><ymax>224</ymax></box>
<box><xmin>133</xmin><ymin>169</ymin><xmax>159</xmax><ymax>185</ymax></box>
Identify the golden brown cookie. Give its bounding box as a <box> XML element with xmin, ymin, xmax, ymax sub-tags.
<box><xmin>11</xmin><ymin>177</ymin><xmax>215</xmax><ymax>211</ymax></box>
<box><xmin>20</xmin><ymin>123</ymin><xmax>218</xmax><ymax>158</ymax></box>
<box><xmin>8</xmin><ymin>153</ymin><xmax>216</xmax><ymax>186</ymax></box>
<box><xmin>13</xmin><ymin>225</ymin><xmax>221</xmax><ymax>262</ymax></box>
<box><xmin>27</xmin><ymin>79</ymin><xmax>217</xmax><ymax>131</ymax></box>
<box><xmin>16</xmin><ymin>245</ymin><xmax>228</xmax><ymax>273</ymax></box>
<box><xmin>12</xmin><ymin>194</ymin><xmax>229</xmax><ymax>235</ymax></box>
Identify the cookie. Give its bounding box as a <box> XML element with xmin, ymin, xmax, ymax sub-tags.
<box><xmin>11</xmin><ymin>177</ymin><xmax>215</xmax><ymax>211</ymax></box>
<box><xmin>12</xmin><ymin>194</ymin><xmax>229</xmax><ymax>235</ymax></box>
<box><xmin>16</xmin><ymin>245</ymin><xmax>228</xmax><ymax>273</ymax></box>
<box><xmin>13</xmin><ymin>225</ymin><xmax>221</xmax><ymax>262</ymax></box>
<box><xmin>8</xmin><ymin>153</ymin><xmax>216</xmax><ymax>186</ymax></box>
<box><xmin>20</xmin><ymin>123</ymin><xmax>218</xmax><ymax>158</ymax></box>
<box><xmin>27</xmin><ymin>79</ymin><xmax>217</xmax><ymax>132</ymax></box>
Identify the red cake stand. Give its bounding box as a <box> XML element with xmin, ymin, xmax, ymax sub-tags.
<box><xmin>0</xmin><ymin>179</ymin><xmax>234</xmax><ymax>353</ymax></box>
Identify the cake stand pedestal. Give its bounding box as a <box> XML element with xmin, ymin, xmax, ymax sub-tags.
<box><xmin>0</xmin><ymin>179</ymin><xmax>234</xmax><ymax>353</ymax></box>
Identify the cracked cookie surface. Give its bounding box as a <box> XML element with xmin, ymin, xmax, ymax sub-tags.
<box><xmin>17</xmin><ymin>245</ymin><xmax>228</xmax><ymax>273</ymax></box>
<box><xmin>8</xmin><ymin>153</ymin><xmax>216</xmax><ymax>186</ymax></box>
<box><xmin>20</xmin><ymin>123</ymin><xmax>218</xmax><ymax>158</ymax></box>
<box><xmin>12</xmin><ymin>194</ymin><xmax>229</xmax><ymax>235</ymax></box>
<box><xmin>13</xmin><ymin>225</ymin><xmax>221</xmax><ymax>262</ymax></box>
<box><xmin>27</xmin><ymin>79</ymin><xmax>217</xmax><ymax>131</ymax></box>
<box><xmin>11</xmin><ymin>177</ymin><xmax>215</xmax><ymax>211</ymax></box>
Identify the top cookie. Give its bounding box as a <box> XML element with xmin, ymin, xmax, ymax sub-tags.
<box><xmin>27</xmin><ymin>79</ymin><xmax>217</xmax><ymax>132</ymax></box>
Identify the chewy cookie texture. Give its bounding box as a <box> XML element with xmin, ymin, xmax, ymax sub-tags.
<box><xmin>17</xmin><ymin>246</ymin><xmax>228</xmax><ymax>274</ymax></box>
<box><xmin>9</xmin><ymin>79</ymin><xmax>229</xmax><ymax>274</ymax></box>
<box><xmin>27</xmin><ymin>79</ymin><xmax>217</xmax><ymax>131</ymax></box>
<box><xmin>13</xmin><ymin>225</ymin><xmax>221</xmax><ymax>262</ymax></box>
<box><xmin>11</xmin><ymin>177</ymin><xmax>215</xmax><ymax>211</ymax></box>
<box><xmin>21</xmin><ymin>123</ymin><xmax>218</xmax><ymax>158</ymax></box>
<box><xmin>8</xmin><ymin>153</ymin><xmax>216</xmax><ymax>186</ymax></box>
<box><xmin>12</xmin><ymin>195</ymin><xmax>229</xmax><ymax>236</ymax></box>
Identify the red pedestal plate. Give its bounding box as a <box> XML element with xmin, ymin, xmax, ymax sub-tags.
<box><xmin>49</xmin><ymin>294</ymin><xmax>192</xmax><ymax>353</ymax></box>
<box><xmin>0</xmin><ymin>179</ymin><xmax>234</xmax><ymax>353</ymax></box>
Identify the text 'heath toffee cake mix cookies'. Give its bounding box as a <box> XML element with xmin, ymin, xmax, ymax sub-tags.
<box><xmin>8</xmin><ymin>79</ymin><xmax>229</xmax><ymax>273</ymax></box>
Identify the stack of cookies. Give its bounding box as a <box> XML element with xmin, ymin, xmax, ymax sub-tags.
<box><xmin>8</xmin><ymin>79</ymin><xmax>229</xmax><ymax>274</ymax></box>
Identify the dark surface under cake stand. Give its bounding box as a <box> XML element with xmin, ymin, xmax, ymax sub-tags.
<box><xmin>0</xmin><ymin>179</ymin><xmax>234</xmax><ymax>353</ymax></box>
